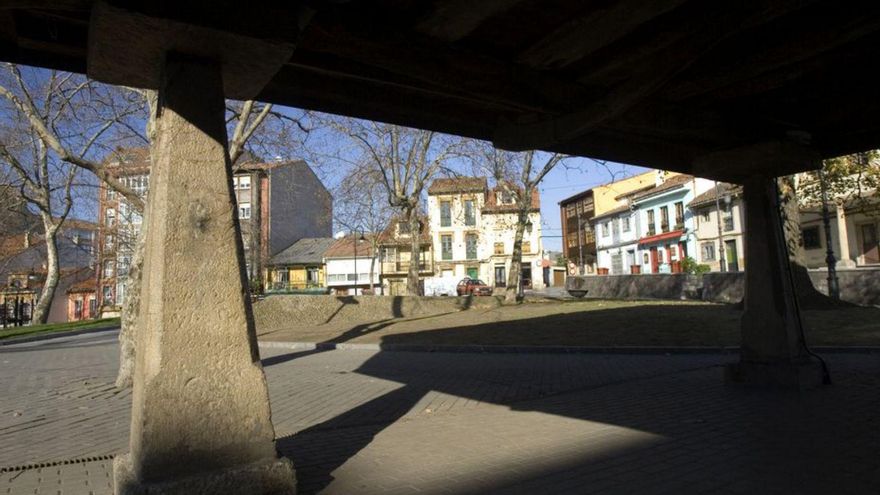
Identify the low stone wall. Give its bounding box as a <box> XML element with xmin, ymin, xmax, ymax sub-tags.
<box><xmin>809</xmin><ymin>268</ymin><xmax>880</xmax><ymax>307</ymax></box>
<box><xmin>701</xmin><ymin>272</ymin><xmax>745</xmax><ymax>304</ymax></box>
<box><xmin>566</xmin><ymin>268</ymin><xmax>880</xmax><ymax>306</ymax></box>
<box><xmin>253</xmin><ymin>294</ymin><xmax>503</xmax><ymax>331</ymax></box>
<box><xmin>565</xmin><ymin>273</ymin><xmax>701</xmax><ymax>300</ymax></box>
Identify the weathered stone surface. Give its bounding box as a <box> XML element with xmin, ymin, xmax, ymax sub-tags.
<box><xmin>728</xmin><ymin>176</ymin><xmax>822</xmax><ymax>388</ymax></box>
<box><xmin>565</xmin><ymin>273</ymin><xmax>700</xmax><ymax>300</ymax></box>
<box><xmin>114</xmin><ymin>454</ymin><xmax>295</xmax><ymax>495</ymax></box>
<box><xmin>116</xmin><ymin>55</ymin><xmax>293</xmax><ymax>493</ymax></box>
<box><xmin>701</xmin><ymin>272</ymin><xmax>744</xmax><ymax>304</ymax></box>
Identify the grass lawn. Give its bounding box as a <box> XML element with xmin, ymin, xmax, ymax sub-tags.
<box><xmin>0</xmin><ymin>317</ymin><xmax>120</xmax><ymax>341</ymax></box>
<box><xmin>257</xmin><ymin>299</ymin><xmax>880</xmax><ymax>347</ymax></box>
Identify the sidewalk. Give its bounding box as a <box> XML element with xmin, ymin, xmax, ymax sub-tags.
<box><xmin>2</xmin><ymin>333</ymin><xmax>879</xmax><ymax>494</ymax></box>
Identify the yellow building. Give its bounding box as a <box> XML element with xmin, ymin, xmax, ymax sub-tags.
<box><xmin>264</xmin><ymin>237</ymin><xmax>335</xmax><ymax>293</ymax></box>
<box><xmin>592</xmin><ymin>170</ymin><xmax>680</xmax><ymax>215</ymax></box>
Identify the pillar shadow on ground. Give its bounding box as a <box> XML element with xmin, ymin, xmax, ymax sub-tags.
<box><xmin>269</xmin><ymin>303</ymin><xmax>880</xmax><ymax>494</ymax></box>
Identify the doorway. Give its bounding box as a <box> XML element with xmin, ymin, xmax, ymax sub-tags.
<box><xmin>466</xmin><ymin>267</ymin><xmax>478</xmax><ymax>279</ymax></box>
<box><xmin>860</xmin><ymin>223</ymin><xmax>879</xmax><ymax>264</ymax></box>
<box><xmin>494</xmin><ymin>265</ymin><xmax>506</xmax><ymax>287</ymax></box>
<box><xmin>649</xmin><ymin>247</ymin><xmax>659</xmax><ymax>273</ymax></box>
<box><xmin>725</xmin><ymin>240</ymin><xmax>739</xmax><ymax>272</ymax></box>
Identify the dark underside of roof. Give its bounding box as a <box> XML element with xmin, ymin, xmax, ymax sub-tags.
<box><xmin>3</xmin><ymin>1</ymin><xmax>880</xmax><ymax>181</ymax></box>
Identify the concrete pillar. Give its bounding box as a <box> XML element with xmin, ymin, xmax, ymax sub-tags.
<box><xmin>725</xmin><ymin>176</ymin><xmax>824</xmax><ymax>389</ymax></box>
<box><xmin>835</xmin><ymin>203</ymin><xmax>856</xmax><ymax>268</ymax></box>
<box><xmin>113</xmin><ymin>55</ymin><xmax>295</xmax><ymax>494</ymax></box>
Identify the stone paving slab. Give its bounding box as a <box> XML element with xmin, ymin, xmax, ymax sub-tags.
<box><xmin>2</xmin><ymin>331</ymin><xmax>879</xmax><ymax>494</ymax></box>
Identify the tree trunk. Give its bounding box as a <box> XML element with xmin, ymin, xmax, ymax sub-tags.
<box><xmin>776</xmin><ymin>175</ymin><xmax>848</xmax><ymax>309</ymax></box>
<box><xmin>406</xmin><ymin>208</ymin><xmax>421</xmax><ymax>296</ymax></box>
<box><xmin>115</xmin><ymin>222</ymin><xmax>146</xmax><ymax>388</ymax></box>
<box><xmin>505</xmin><ymin>210</ymin><xmax>527</xmax><ymax>304</ymax></box>
<box><xmin>31</xmin><ymin>215</ymin><xmax>59</xmax><ymax>324</ymax></box>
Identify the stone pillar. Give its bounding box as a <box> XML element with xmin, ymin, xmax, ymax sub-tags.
<box><xmin>725</xmin><ymin>176</ymin><xmax>824</xmax><ymax>389</ymax></box>
<box><xmin>835</xmin><ymin>203</ymin><xmax>856</xmax><ymax>268</ymax></box>
<box><xmin>113</xmin><ymin>55</ymin><xmax>295</xmax><ymax>494</ymax></box>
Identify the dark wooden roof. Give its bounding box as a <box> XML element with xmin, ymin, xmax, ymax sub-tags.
<box><xmin>3</xmin><ymin>2</ymin><xmax>880</xmax><ymax>181</ymax></box>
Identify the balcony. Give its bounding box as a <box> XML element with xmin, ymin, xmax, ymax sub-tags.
<box><xmin>381</xmin><ymin>260</ymin><xmax>433</xmax><ymax>274</ymax></box>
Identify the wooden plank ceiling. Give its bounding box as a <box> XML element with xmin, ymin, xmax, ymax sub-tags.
<box><xmin>1</xmin><ymin>1</ymin><xmax>880</xmax><ymax>181</ymax></box>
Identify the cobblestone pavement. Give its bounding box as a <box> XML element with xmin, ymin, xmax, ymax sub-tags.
<box><xmin>2</xmin><ymin>330</ymin><xmax>879</xmax><ymax>494</ymax></box>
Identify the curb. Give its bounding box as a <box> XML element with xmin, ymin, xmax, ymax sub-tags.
<box><xmin>0</xmin><ymin>326</ymin><xmax>120</xmax><ymax>346</ymax></box>
<box><xmin>258</xmin><ymin>341</ymin><xmax>880</xmax><ymax>355</ymax></box>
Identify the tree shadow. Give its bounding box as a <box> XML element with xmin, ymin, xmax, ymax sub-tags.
<box><xmin>270</xmin><ymin>303</ymin><xmax>880</xmax><ymax>493</ymax></box>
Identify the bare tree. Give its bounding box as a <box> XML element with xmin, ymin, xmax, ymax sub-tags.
<box><xmin>333</xmin><ymin>164</ymin><xmax>394</xmax><ymax>293</ymax></box>
<box><xmin>328</xmin><ymin>120</ymin><xmax>459</xmax><ymax>295</ymax></box>
<box><xmin>474</xmin><ymin>146</ymin><xmax>565</xmax><ymax>303</ymax></box>
<box><xmin>0</xmin><ymin>65</ymin><xmax>146</xmax><ymax>323</ymax></box>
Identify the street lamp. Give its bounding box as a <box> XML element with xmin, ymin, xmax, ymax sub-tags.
<box><xmin>819</xmin><ymin>168</ymin><xmax>840</xmax><ymax>299</ymax></box>
<box><xmin>353</xmin><ymin>231</ymin><xmax>366</xmax><ymax>295</ymax></box>
<box><xmin>714</xmin><ymin>182</ymin><xmax>727</xmax><ymax>272</ymax></box>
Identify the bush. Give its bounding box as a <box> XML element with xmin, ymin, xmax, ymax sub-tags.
<box><xmin>681</xmin><ymin>256</ymin><xmax>710</xmax><ymax>275</ymax></box>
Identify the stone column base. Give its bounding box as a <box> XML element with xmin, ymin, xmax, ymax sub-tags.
<box><xmin>724</xmin><ymin>358</ymin><xmax>825</xmax><ymax>390</ymax></box>
<box><xmin>113</xmin><ymin>453</ymin><xmax>296</xmax><ymax>495</ymax></box>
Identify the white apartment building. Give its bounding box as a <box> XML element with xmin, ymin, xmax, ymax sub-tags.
<box><xmin>593</xmin><ymin>204</ymin><xmax>640</xmax><ymax>275</ymax></box>
<box><xmin>688</xmin><ymin>183</ymin><xmax>746</xmax><ymax>272</ymax></box>
<box><xmin>427</xmin><ymin>178</ymin><xmax>543</xmax><ymax>289</ymax></box>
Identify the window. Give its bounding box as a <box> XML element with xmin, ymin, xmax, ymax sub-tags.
<box><xmin>238</xmin><ymin>176</ymin><xmax>251</xmax><ymax>190</ymax></box>
<box><xmin>381</xmin><ymin>247</ymin><xmax>397</xmax><ymax>262</ymax></box>
<box><xmin>106</xmin><ymin>188</ymin><xmax>116</xmax><ymax>200</ymax></box>
<box><xmin>441</xmin><ymin>234</ymin><xmax>453</xmax><ymax>260</ymax></box>
<box><xmin>103</xmin><ymin>260</ymin><xmax>115</xmax><ymax>278</ymax></box>
<box><xmin>674</xmin><ymin>202</ymin><xmax>684</xmax><ymax>228</ymax></box>
<box><xmin>497</xmin><ymin>191</ymin><xmax>514</xmax><ymax>205</ymax></box>
<box><xmin>643</xmin><ymin>253</ymin><xmax>650</xmax><ymax>264</ymax></box>
<box><xmin>602</xmin><ymin>221</ymin><xmax>609</xmax><ymax>237</ymax></box>
<box><xmin>464</xmin><ymin>200</ymin><xmax>476</xmax><ymax>226</ymax></box>
<box><xmin>440</xmin><ymin>201</ymin><xmax>452</xmax><ymax>227</ymax></box>
<box><xmin>647</xmin><ymin>210</ymin><xmax>656</xmax><ymax>234</ymax></box>
<box><xmin>494</xmin><ymin>242</ymin><xmax>504</xmax><ymax>255</ymax></box>
<box><xmin>701</xmin><ymin>242</ymin><xmax>716</xmax><ymax>261</ymax></box>
<box><xmin>398</xmin><ymin>221</ymin><xmax>410</xmax><ymax>234</ymax></box>
<box><xmin>621</xmin><ymin>216</ymin><xmax>631</xmax><ymax>233</ymax></box>
<box><xmin>239</xmin><ymin>203</ymin><xmax>251</xmax><ymax>219</ymax></box>
<box><xmin>522</xmin><ymin>241</ymin><xmax>531</xmax><ymax>253</ymax></box>
<box><xmin>802</xmin><ymin>226</ymin><xmax>821</xmax><ymax>250</ymax></box>
<box><xmin>566</xmin><ymin>204</ymin><xmax>576</xmax><ymax>218</ymax></box>
<box><xmin>702</xmin><ymin>211</ymin><xmax>711</xmax><ymax>222</ymax></box>
<box><xmin>566</xmin><ymin>232</ymin><xmax>578</xmax><ymax>248</ymax></box>
<box><xmin>102</xmin><ymin>286</ymin><xmax>113</xmax><ymax>305</ymax></box>
<box><xmin>723</xmin><ymin>208</ymin><xmax>735</xmax><ymax>232</ymax></box>
<box><xmin>660</xmin><ymin>206</ymin><xmax>669</xmax><ymax>233</ymax></box>
<box><xmin>307</xmin><ymin>267</ymin><xmax>319</xmax><ymax>284</ymax></box>
<box><xmin>105</xmin><ymin>208</ymin><xmax>116</xmax><ymax>227</ymax></box>
<box><xmin>105</xmin><ymin>234</ymin><xmax>114</xmax><ymax>251</ymax></box>
<box><xmin>74</xmin><ymin>299</ymin><xmax>83</xmax><ymax>320</ymax></box>
<box><xmin>466</xmin><ymin>233</ymin><xmax>478</xmax><ymax>260</ymax></box>
<box><xmin>275</xmin><ymin>269</ymin><xmax>289</xmax><ymax>283</ymax></box>
<box><xmin>89</xmin><ymin>298</ymin><xmax>97</xmax><ymax>317</ymax></box>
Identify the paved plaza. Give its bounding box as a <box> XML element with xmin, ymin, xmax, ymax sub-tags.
<box><xmin>1</xmin><ymin>330</ymin><xmax>879</xmax><ymax>494</ymax></box>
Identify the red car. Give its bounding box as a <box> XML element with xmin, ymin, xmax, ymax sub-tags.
<box><xmin>456</xmin><ymin>278</ymin><xmax>493</xmax><ymax>296</ymax></box>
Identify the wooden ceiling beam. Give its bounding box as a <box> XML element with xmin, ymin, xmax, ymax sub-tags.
<box><xmin>517</xmin><ymin>0</ymin><xmax>687</xmax><ymax>70</ymax></box>
<box><xmin>665</xmin><ymin>3</ymin><xmax>880</xmax><ymax>102</ymax></box>
<box><xmin>296</xmin><ymin>21</ymin><xmax>596</xmax><ymax>116</ymax></box>
<box><xmin>494</xmin><ymin>1</ymin><xmax>813</xmax><ymax>151</ymax></box>
<box><xmin>414</xmin><ymin>0</ymin><xmax>526</xmax><ymax>42</ymax></box>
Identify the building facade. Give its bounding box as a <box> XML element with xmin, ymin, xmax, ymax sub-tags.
<box><xmin>427</xmin><ymin>178</ymin><xmax>487</xmax><ymax>281</ymax></box>
<box><xmin>378</xmin><ymin>215</ymin><xmax>434</xmax><ymax>296</ymax></box>
<box><xmin>688</xmin><ymin>183</ymin><xmax>746</xmax><ymax>272</ymax></box>
<box><xmin>426</xmin><ymin>178</ymin><xmax>543</xmax><ymax>289</ymax></box>
<box><xmin>94</xmin><ymin>148</ymin><xmax>331</xmax><ymax>314</ymax></box>
<box><xmin>558</xmin><ymin>190</ymin><xmax>596</xmax><ymax>275</ymax></box>
<box><xmin>324</xmin><ymin>235</ymin><xmax>380</xmax><ymax>296</ymax></box>
<box><xmin>265</xmin><ymin>237</ymin><xmax>335</xmax><ymax>293</ymax></box>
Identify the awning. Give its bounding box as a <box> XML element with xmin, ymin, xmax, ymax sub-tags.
<box><xmin>638</xmin><ymin>229</ymin><xmax>685</xmax><ymax>246</ymax></box>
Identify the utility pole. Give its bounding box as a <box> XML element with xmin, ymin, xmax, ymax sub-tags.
<box><xmin>819</xmin><ymin>168</ymin><xmax>840</xmax><ymax>299</ymax></box>
<box><xmin>714</xmin><ymin>181</ymin><xmax>727</xmax><ymax>272</ymax></box>
<box><xmin>577</xmin><ymin>213</ymin><xmax>584</xmax><ymax>274</ymax></box>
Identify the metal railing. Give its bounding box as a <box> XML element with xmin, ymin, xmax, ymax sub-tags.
<box><xmin>381</xmin><ymin>261</ymin><xmax>432</xmax><ymax>273</ymax></box>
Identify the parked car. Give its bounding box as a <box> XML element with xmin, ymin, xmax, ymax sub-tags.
<box><xmin>456</xmin><ymin>278</ymin><xmax>493</xmax><ymax>296</ymax></box>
